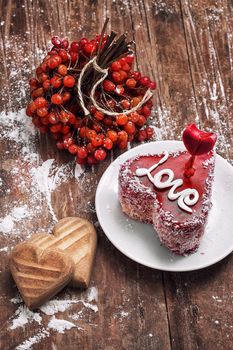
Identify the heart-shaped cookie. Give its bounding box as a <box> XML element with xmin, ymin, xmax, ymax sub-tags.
<box><xmin>10</xmin><ymin>242</ymin><xmax>74</xmax><ymax>310</ymax></box>
<box><xmin>119</xmin><ymin>150</ymin><xmax>215</xmax><ymax>255</ymax></box>
<box><xmin>29</xmin><ymin>217</ymin><xmax>97</xmax><ymax>288</ymax></box>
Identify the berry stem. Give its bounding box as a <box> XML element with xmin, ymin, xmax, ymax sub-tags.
<box><xmin>184</xmin><ymin>155</ymin><xmax>196</xmax><ymax>178</ymax></box>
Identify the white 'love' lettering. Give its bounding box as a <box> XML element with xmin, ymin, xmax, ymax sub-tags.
<box><xmin>135</xmin><ymin>152</ymin><xmax>199</xmax><ymax>213</ymax></box>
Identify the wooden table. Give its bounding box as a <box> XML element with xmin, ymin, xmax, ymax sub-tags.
<box><xmin>0</xmin><ymin>1</ymin><xmax>232</xmax><ymax>349</ymax></box>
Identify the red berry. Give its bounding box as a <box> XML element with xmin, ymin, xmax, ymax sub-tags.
<box><xmin>118</xmin><ymin>141</ymin><xmax>128</xmax><ymax>149</ymax></box>
<box><xmin>51</xmin><ymin>76</ymin><xmax>62</xmax><ymax>88</ymax></box>
<box><xmin>26</xmin><ymin>105</ymin><xmax>33</xmax><ymax>117</ymax></box>
<box><xmin>87</xmin><ymin>142</ymin><xmax>96</xmax><ymax>153</ymax></box>
<box><xmin>63</xmin><ymin>137</ymin><xmax>73</xmax><ymax>149</ymax></box>
<box><xmin>86</xmin><ymin>129</ymin><xmax>97</xmax><ymax>140</ymax></box>
<box><xmin>119</xmin><ymin>58</ymin><xmax>127</xmax><ymax>65</ymax></box>
<box><xmin>126</xmin><ymin>78</ymin><xmax>137</xmax><ymax>88</ymax></box>
<box><xmin>107</xmin><ymin>130</ymin><xmax>118</xmax><ymax>142</ymax></box>
<box><xmin>103</xmin><ymin>138</ymin><xmax>113</xmax><ymax>150</ymax></box>
<box><xmin>48</xmin><ymin>55</ymin><xmax>62</xmax><ymax>69</ymax></box>
<box><xmin>92</xmin><ymin>123</ymin><xmax>101</xmax><ymax>133</ymax></box>
<box><xmin>84</xmin><ymin>42</ymin><xmax>96</xmax><ymax>55</ymax></box>
<box><xmin>92</xmin><ymin>137</ymin><xmax>102</xmax><ymax>147</ymax></box>
<box><xmin>119</xmin><ymin>70</ymin><xmax>128</xmax><ymax>81</ymax></box>
<box><xmin>149</xmin><ymin>82</ymin><xmax>156</xmax><ymax>90</ymax></box>
<box><xmin>121</xmin><ymin>63</ymin><xmax>131</xmax><ymax>72</ymax></box>
<box><xmin>31</xmin><ymin>88</ymin><xmax>44</xmax><ymax>99</ymax></box>
<box><xmin>137</xmin><ymin>130</ymin><xmax>147</xmax><ymax>141</ymax></box>
<box><xmin>118</xmin><ymin>130</ymin><xmax>128</xmax><ymax>142</ymax></box>
<box><xmin>59</xmin><ymin>111</ymin><xmax>69</xmax><ymax>123</ymax></box>
<box><xmin>48</xmin><ymin>112</ymin><xmax>59</xmax><ymax>124</ymax></box>
<box><xmin>61</xmin><ymin>39</ymin><xmax>69</xmax><ymax>49</ymax></box>
<box><xmin>62</xmin><ymin>92</ymin><xmax>71</xmax><ymax>103</ymax></box>
<box><xmin>128</xmin><ymin>112</ymin><xmax>139</xmax><ymax>123</ymax></box>
<box><xmin>36</xmin><ymin>67</ymin><xmax>43</xmax><ymax>77</ymax></box>
<box><xmin>51</xmin><ymin>93</ymin><xmax>63</xmax><ymax>105</ymax></box>
<box><xmin>124</xmin><ymin>121</ymin><xmax>136</xmax><ymax>135</ymax></box>
<box><xmin>43</xmin><ymin>79</ymin><xmax>50</xmax><ymax>90</ymax></box>
<box><xmin>103</xmin><ymin>80</ymin><xmax>115</xmax><ymax>92</ymax></box>
<box><xmin>131</xmin><ymin>96</ymin><xmax>142</xmax><ymax>107</ymax></box>
<box><xmin>131</xmin><ymin>71</ymin><xmax>141</xmax><ymax>80</ymax></box>
<box><xmin>141</xmin><ymin>105</ymin><xmax>151</xmax><ymax>118</ymax></box>
<box><xmin>115</xmin><ymin>85</ymin><xmax>124</xmax><ymax>95</ymax></box>
<box><xmin>58</xmin><ymin>64</ymin><xmax>67</xmax><ymax>76</ymax></box>
<box><xmin>146</xmin><ymin>127</ymin><xmax>154</xmax><ymax>139</ymax></box>
<box><xmin>112</xmin><ymin>72</ymin><xmax>122</xmax><ymax>83</ymax></box>
<box><xmin>34</xmin><ymin>97</ymin><xmax>47</xmax><ymax>109</ymax></box>
<box><xmin>59</xmin><ymin>49</ymin><xmax>69</xmax><ymax>62</ymax></box>
<box><xmin>77</xmin><ymin>146</ymin><xmax>88</xmax><ymax>159</ymax></box>
<box><xmin>37</xmin><ymin>107</ymin><xmax>48</xmax><ymax>117</ymax></box>
<box><xmin>67</xmin><ymin>112</ymin><xmax>76</xmax><ymax>124</ymax></box>
<box><xmin>125</xmin><ymin>54</ymin><xmax>134</xmax><ymax>64</ymax></box>
<box><xmin>29</xmin><ymin>78</ymin><xmax>38</xmax><ymax>88</ymax></box>
<box><xmin>51</xmin><ymin>36</ymin><xmax>61</xmax><ymax>47</ymax></box>
<box><xmin>121</xmin><ymin>99</ymin><xmax>131</xmax><ymax>109</ymax></box>
<box><xmin>94</xmin><ymin>111</ymin><xmax>104</xmax><ymax>121</ymax></box>
<box><xmin>111</xmin><ymin>61</ymin><xmax>122</xmax><ymax>71</ymax></box>
<box><xmin>140</xmin><ymin>76</ymin><xmax>150</xmax><ymax>87</ymax></box>
<box><xmin>90</xmin><ymin>106</ymin><xmax>97</xmax><ymax>115</ymax></box>
<box><xmin>39</xmin><ymin>73</ymin><xmax>48</xmax><ymax>83</ymax></box>
<box><xmin>28</xmin><ymin>101</ymin><xmax>37</xmax><ymax>113</ymax></box>
<box><xmin>116</xmin><ymin>114</ymin><xmax>128</xmax><ymax>126</ymax></box>
<box><xmin>136</xmin><ymin>115</ymin><xmax>146</xmax><ymax>127</ymax></box>
<box><xmin>79</xmin><ymin>126</ymin><xmax>88</xmax><ymax>138</ymax></box>
<box><xmin>79</xmin><ymin>38</ymin><xmax>88</xmax><ymax>48</ymax></box>
<box><xmin>61</xmin><ymin>125</ymin><xmax>70</xmax><ymax>134</ymax></box>
<box><xmin>94</xmin><ymin>149</ymin><xmax>107</xmax><ymax>161</ymax></box>
<box><xmin>63</xmin><ymin>75</ymin><xmax>75</xmax><ymax>88</ymax></box>
<box><xmin>70</xmin><ymin>51</ymin><xmax>78</xmax><ymax>65</ymax></box>
<box><xmin>50</xmin><ymin>123</ymin><xmax>62</xmax><ymax>133</ymax></box>
<box><xmin>71</xmin><ymin>41</ymin><xmax>79</xmax><ymax>52</ymax></box>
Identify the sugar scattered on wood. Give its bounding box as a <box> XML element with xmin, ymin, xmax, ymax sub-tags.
<box><xmin>47</xmin><ymin>316</ymin><xmax>78</xmax><ymax>333</ymax></box>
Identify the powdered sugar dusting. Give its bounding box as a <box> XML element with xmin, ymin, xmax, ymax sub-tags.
<box><xmin>9</xmin><ymin>305</ymin><xmax>42</xmax><ymax>330</ymax></box>
<box><xmin>47</xmin><ymin>316</ymin><xmax>77</xmax><ymax>333</ymax></box>
<box><xmin>15</xmin><ymin>329</ymin><xmax>50</xmax><ymax>350</ymax></box>
<box><xmin>6</xmin><ymin>288</ymin><xmax>99</xmax><ymax>348</ymax></box>
<box><xmin>0</xmin><ymin>109</ymin><xmax>84</xmax><ymax>244</ymax></box>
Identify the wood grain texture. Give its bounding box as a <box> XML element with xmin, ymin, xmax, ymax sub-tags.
<box><xmin>0</xmin><ymin>0</ymin><xmax>232</xmax><ymax>349</ymax></box>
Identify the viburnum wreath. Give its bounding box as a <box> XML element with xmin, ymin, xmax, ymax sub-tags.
<box><xmin>26</xmin><ymin>19</ymin><xmax>156</xmax><ymax>165</ymax></box>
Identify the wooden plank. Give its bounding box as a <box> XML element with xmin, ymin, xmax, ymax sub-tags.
<box><xmin>0</xmin><ymin>0</ymin><xmax>170</xmax><ymax>349</ymax></box>
<box><xmin>162</xmin><ymin>1</ymin><xmax>233</xmax><ymax>349</ymax></box>
<box><xmin>0</xmin><ymin>0</ymin><xmax>233</xmax><ymax>349</ymax></box>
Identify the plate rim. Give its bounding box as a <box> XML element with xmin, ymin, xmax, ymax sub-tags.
<box><xmin>95</xmin><ymin>140</ymin><xmax>233</xmax><ymax>272</ymax></box>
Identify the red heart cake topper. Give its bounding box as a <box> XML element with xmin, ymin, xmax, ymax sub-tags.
<box><xmin>182</xmin><ymin>124</ymin><xmax>217</xmax><ymax>156</ymax></box>
<box><xmin>182</xmin><ymin>124</ymin><xmax>217</xmax><ymax>177</ymax></box>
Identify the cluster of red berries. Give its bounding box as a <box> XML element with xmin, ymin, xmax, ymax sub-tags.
<box><xmin>26</xmin><ymin>34</ymin><xmax>156</xmax><ymax>165</ymax></box>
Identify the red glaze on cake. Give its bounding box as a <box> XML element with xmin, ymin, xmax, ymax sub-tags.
<box><xmin>119</xmin><ymin>150</ymin><xmax>215</xmax><ymax>255</ymax></box>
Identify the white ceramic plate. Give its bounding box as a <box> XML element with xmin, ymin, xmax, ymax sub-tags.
<box><xmin>95</xmin><ymin>141</ymin><xmax>233</xmax><ymax>271</ymax></box>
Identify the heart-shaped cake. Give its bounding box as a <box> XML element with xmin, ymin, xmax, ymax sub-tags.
<box><xmin>10</xmin><ymin>242</ymin><xmax>74</xmax><ymax>310</ymax></box>
<box><xmin>119</xmin><ymin>150</ymin><xmax>215</xmax><ymax>255</ymax></box>
<box><xmin>29</xmin><ymin>217</ymin><xmax>97</xmax><ymax>288</ymax></box>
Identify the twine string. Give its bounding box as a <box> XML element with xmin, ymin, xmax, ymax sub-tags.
<box><xmin>77</xmin><ymin>56</ymin><xmax>153</xmax><ymax>117</ymax></box>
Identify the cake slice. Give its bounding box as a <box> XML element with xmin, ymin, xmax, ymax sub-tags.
<box><xmin>119</xmin><ymin>150</ymin><xmax>215</xmax><ymax>255</ymax></box>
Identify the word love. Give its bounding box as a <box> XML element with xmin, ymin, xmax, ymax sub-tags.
<box><xmin>135</xmin><ymin>152</ymin><xmax>199</xmax><ymax>213</ymax></box>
